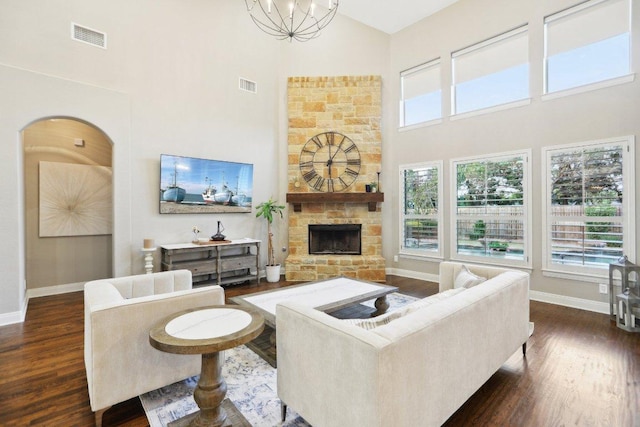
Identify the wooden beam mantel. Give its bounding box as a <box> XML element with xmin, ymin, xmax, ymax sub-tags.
<box><xmin>286</xmin><ymin>192</ymin><xmax>384</xmax><ymax>212</ymax></box>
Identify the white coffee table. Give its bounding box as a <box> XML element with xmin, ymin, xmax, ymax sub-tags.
<box><xmin>230</xmin><ymin>276</ymin><xmax>398</xmax><ymax>366</ymax></box>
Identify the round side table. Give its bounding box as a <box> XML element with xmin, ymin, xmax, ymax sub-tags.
<box><xmin>149</xmin><ymin>305</ymin><xmax>265</xmax><ymax>426</ymax></box>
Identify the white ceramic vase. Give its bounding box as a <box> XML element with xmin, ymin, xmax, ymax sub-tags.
<box><xmin>265</xmin><ymin>264</ymin><xmax>281</xmax><ymax>283</ymax></box>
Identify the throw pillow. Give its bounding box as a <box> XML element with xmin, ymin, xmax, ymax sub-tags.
<box><xmin>343</xmin><ymin>288</ymin><xmax>467</xmax><ymax>331</ymax></box>
<box><xmin>454</xmin><ymin>265</ymin><xmax>486</xmax><ymax>289</ymax></box>
<box><xmin>342</xmin><ymin>310</ymin><xmax>403</xmax><ymax>330</ymax></box>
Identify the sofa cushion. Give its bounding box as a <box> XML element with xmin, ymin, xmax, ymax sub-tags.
<box><xmin>343</xmin><ymin>288</ymin><xmax>466</xmax><ymax>330</ymax></box>
<box><xmin>454</xmin><ymin>265</ymin><xmax>486</xmax><ymax>288</ymax></box>
<box><xmin>342</xmin><ymin>308</ymin><xmax>404</xmax><ymax>330</ymax></box>
<box><xmin>397</xmin><ymin>288</ymin><xmax>466</xmax><ymax>315</ymax></box>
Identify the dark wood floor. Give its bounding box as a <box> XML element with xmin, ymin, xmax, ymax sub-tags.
<box><xmin>0</xmin><ymin>275</ymin><xmax>638</xmax><ymax>426</ymax></box>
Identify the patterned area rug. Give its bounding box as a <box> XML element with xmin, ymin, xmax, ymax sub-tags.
<box><xmin>140</xmin><ymin>292</ymin><xmax>418</xmax><ymax>427</ymax></box>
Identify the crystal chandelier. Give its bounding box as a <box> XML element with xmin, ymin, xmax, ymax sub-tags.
<box><xmin>244</xmin><ymin>0</ymin><xmax>339</xmax><ymax>42</ymax></box>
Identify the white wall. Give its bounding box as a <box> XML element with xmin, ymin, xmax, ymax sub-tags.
<box><xmin>385</xmin><ymin>0</ymin><xmax>640</xmax><ymax>307</ymax></box>
<box><xmin>0</xmin><ymin>0</ymin><xmax>389</xmax><ymax>323</ymax></box>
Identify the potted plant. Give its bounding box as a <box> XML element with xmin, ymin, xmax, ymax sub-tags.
<box><xmin>255</xmin><ymin>197</ymin><xmax>286</xmax><ymax>282</ymax></box>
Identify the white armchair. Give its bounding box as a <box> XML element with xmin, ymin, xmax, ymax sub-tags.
<box><xmin>84</xmin><ymin>270</ymin><xmax>225</xmax><ymax>426</ymax></box>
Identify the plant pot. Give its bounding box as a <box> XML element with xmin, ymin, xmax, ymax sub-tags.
<box><xmin>265</xmin><ymin>264</ymin><xmax>281</xmax><ymax>283</ymax></box>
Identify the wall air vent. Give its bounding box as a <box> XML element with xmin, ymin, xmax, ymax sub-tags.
<box><xmin>239</xmin><ymin>77</ymin><xmax>257</xmax><ymax>94</ymax></box>
<box><xmin>71</xmin><ymin>23</ymin><xmax>107</xmax><ymax>49</ymax></box>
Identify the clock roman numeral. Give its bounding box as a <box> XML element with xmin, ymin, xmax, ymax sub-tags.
<box><xmin>344</xmin><ymin>143</ymin><xmax>357</xmax><ymax>153</ymax></box>
<box><xmin>338</xmin><ymin>177</ymin><xmax>348</xmax><ymax>189</ymax></box>
<box><xmin>300</xmin><ymin>161</ymin><xmax>313</xmax><ymax>169</ymax></box>
<box><xmin>345</xmin><ymin>168</ymin><xmax>359</xmax><ymax>177</ymax></box>
<box><xmin>325</xmin><ymin>132</ymin><xmax>334</xmax><ymax>146</ymax></box>
<box><xmin>327</xmin><ymin>179</ymin><xmax>334</xmax><ymax>192</ymax></box>
<box><xmin>312</xmin><ymin>176</ymin><xmax>325</xmax><ymax>190</ymax></box>
<box><xmin>303</xmin><ymin>170</ymin><xmax>318</xmax><ymax>182</ymax></box>
<box><xmin>347</xmin><ymin>158</ymin><xmax>361</xmax><ymax>166</ymax></box>
<box><xmin>311</xmin><ymin>136</ymin><xmax>323</xmax><ymax>149</ymax></box>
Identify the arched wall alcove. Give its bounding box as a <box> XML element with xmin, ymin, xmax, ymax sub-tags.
<box><xmin>23</xmin><ymin>117</ymin><xmax>114</xmax><ymax>292</ymax></box>
<box><xmin>0</xmin><ymin>64</ymin><xmax>131</xmax><ymax>324</ymax></box>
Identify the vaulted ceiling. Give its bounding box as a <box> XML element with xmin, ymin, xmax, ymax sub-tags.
<box><xmin>338</xmin><ymin>0</ymin><xmax>461</xmax><ymax>34</ymax></box>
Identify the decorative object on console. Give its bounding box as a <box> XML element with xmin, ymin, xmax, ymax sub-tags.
<box><xmin>299</xmin><ymin>131</ymin><xmax>361</xmax><ymax>193</ymax></box>
<box><xmin>160</xmin><ymin>154</ymin><xmax>253</xmax><ymax>214</ymax></box>
<box><xmin>608</xmin><ymin>255</ymin><xmax>640</xmax><ymax>320</ymax></box>
<box><xmin>243</xmin><ymin>0</ymin><xmax>339</xmax><ymax>42</ymax></box>
<box><xmin>368</xmin><ymin>181</ymin><xmax>378</xmax><ymax>192</ymax></box>
<box><xmin>211</xmin><ymin>221</ymin><xmax>226</xmax><ymax>241</ymax></box>
<box><xmin>191</xmin><ymin>226</ymin><xmax>200</xmax><ymax>243</ymax></box>
<box><xmin>255</xmin><ymin>198</ymin><xmax>285</xmax><ymax>282</ymax></box>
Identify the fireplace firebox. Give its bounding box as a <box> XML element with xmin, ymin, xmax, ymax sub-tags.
<box><xmin>308</xmin><ymin>224</ymin><xmax>362</xmax><ymax>255</ymax></box>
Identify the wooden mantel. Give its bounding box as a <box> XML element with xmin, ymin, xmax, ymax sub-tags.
<box><xmin>286</xmin><ymin>192</ymin><xmax>384</xmax><ymax>212</ymax></box>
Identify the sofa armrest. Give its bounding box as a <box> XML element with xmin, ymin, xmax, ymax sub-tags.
<box><xmin>276</xmin><ymin>303</ymin><xmax>390</xmax><ymax>427</ymax></box>
<box><xmin>84</xmin><ymin>284</ymin><xmax>224</xmax><ymax>412</ymax></box>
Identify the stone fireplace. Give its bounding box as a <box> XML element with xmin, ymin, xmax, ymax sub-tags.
<box><xmin>285</xmin><ymin>76</ymin><xmax>385</xmax><ymax>282</ymax></box>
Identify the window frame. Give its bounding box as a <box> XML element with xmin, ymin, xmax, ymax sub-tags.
<box><xmin>399</xmin><ymin>58</ymin><xmax>442</xmax><ymax>129</ymax></box>
<box><xmin>399</xmin><ymin>161</ymin><xmax>444</xmax><ymax>260</ymax></box>
<box><xmin>451</xmin><ymin>25</ymin><xmax>530</xmax><ymax>116</ymax></box>
<box><xmin>541</xmin><ymin>136</ymin><xmax>636</xmax><ymax>282</ymax></box>
<box><xmin>450</xmin><ymin>149</ymin><xmax>532</xmax><ymax>268</ymax></box>
<box><xmin>543</xmin><ymin>0</ymin><xmax>633</xmax><ymax>96</ymax></box>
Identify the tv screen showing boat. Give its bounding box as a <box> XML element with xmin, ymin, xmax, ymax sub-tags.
<box><xmin>160</xmin><ymin>154</ymin><xmax>253</xmax><ymax>214</ymax></box>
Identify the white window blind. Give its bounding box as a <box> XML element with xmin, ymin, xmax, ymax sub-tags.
<box><xmin>544</xmin><ymin>0</ymin><xmax>631</xmax><ymax>94</ymax></box>
<box><xmin>545</xmin><ymin>0</ymin><xmax>630</xmax><ymax>57</ymax></box>
<box><xmin>400</xmin><ymin>59</ymin><xmax>441</xmax><ymax>127</ymax></box>
<box><xmin>453</xmin><ymin>26</ymin><xmax>528</xmax><ymax>85</ymax></box>
<box><xmin>401</xmin><ymin>61</ymin><xmax>440</xmax><ymax>99</ymax></box>
<box><xmin>452</xmin><ymin>26</ymin><xmax>529</xmax><ymax>115</ymax></box>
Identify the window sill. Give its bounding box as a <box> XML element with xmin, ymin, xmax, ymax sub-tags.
<box><xmin>398</xmin><ymin>118</ymin><xmax>443</xmax><ymax>132</ymax></box>
<box><xmin>450</xmin><ymin>254</ymin><xmax>532</xmax><ymax>271</ymax></box>
<box><xmin>450</xmin><ymin>98</ymin><xmax>531</xmax><ymax>121</ymax></box>
<box><xmin>398</xmin><ymin>251</ymin><xmax>444</xmax><ymax>262</ymax></box>
<box><xmin>542</xmin><ymin>268</ymin><xmax>607</xmax><ymax>284</ymax></box>
<box><xmin>542</xmin><ymin>74</ymin><xmax>635</xmax><ymax>102</ymax></box>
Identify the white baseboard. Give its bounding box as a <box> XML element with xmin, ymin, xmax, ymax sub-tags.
<box><xmin>529</xmin><ymin>290</ymin><xmax>609</xmax><ymax>315</ymax></box>
<box><xmin>388</xmin><ymin>268</ymin><xmax>609</xmax><ymax>315</ymax></box>
<box><xmin>0</xmin><ymin>304</ymin><xmax>27</xmax><ymax>326</ymax></box>
<box><xmin>26</xmin><ymin>281</ymin><xmax>85</xmax><ymax>299</ymax></box>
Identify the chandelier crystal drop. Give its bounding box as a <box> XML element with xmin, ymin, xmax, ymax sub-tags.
<box><xmin>244</xmin><ymin>0</ymin><xmax>339</xmax><ymax>42</ymax></box>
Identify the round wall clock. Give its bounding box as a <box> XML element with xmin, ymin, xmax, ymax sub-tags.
<box><xmin>299</xmin><ymin>131</ymin><xmax>361</xmax><ymax>192</ymax></box>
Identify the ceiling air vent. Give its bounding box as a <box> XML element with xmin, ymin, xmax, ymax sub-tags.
<box><xmin>239</xmin><ymin>77</ymin><xmax>257</xmax><ymax>94</ymax></box>
<box><xmin>71</xmin><ymin>23</ymin><xmax>107</xmax><ymax>49</ymax></box>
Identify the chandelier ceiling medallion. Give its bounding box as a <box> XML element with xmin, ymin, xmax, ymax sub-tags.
<box><xmin>244</xmin><ymin>0</ymin><xmax>339</xmax><ymax>42</ymax></box>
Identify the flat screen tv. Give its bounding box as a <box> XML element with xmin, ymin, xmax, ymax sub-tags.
<box><xmin>160</xmin><ymin>154</ymin><xmax>253</xmax><ymax>214</ymax></box>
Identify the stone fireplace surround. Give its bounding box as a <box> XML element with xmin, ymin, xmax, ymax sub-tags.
<box><xmin>285</xmin><ymin>76</ymin><xmax>385</xmax><ymax>282</ymax></box>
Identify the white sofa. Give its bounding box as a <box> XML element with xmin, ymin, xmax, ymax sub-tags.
<box><xmin>276</xmin><ymin>262</ymin><xmax>530</xmax><ymax>427</ymax></box>
<box><xmin>84</xmin><ymin>270</ymin><xmax>225</xmax><ymax>426</ymax></box>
